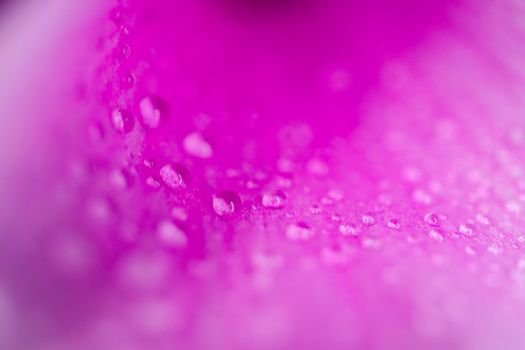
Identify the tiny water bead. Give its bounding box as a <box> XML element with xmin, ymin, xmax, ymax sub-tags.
<box><xmin>140</xmin><ymin>96</ymin><xmax>162</xmax><ymax>129</ymax></box>
<box><xmin>428</xmin><ymin>229</ymin><xmax>444</xmax><ymax>242</ymax></box>
<box><xmin>286</xmin><ymin>222</ymin><xmax>313</xmax><ymax>241</ymax></box>
<box><xmin>183</xmin><ymin>132</ymin><xmax>213</xmax><ymax>159</ymax></box>
<box><xmin>458</xmin><ymin>224</ymin><xmax>474</xmax><ymax>236</ymax></box>
<box><xmin>339</xmin><ymin>223</ymin><xmax>358</xmax><ymax>236</ymax></box>
<box><xmin>157</xmin><ymin>220</ymin><xmax>187</xmax><ymax>248</ymax></box>
<box><xmin>361</xmin><ymin>214</ymin><xmax>376</xmax><ymax>226</ymax></box>
<box><xmin>475</xmin><ymin>213</ymin><xmax>491</xmax><ymax>225</ymax></box>
<box><xmin>212</xmin><ymin>190</ymin><xmax>241</xmax><ymax>216</ymax></box>
<box><xmin>331</xmin><ymin>214</ymin><xmax>342</xmax><ymax>222</ymax></box>
<box><xmin>159</xmin><ymin>163</ymin><xmax>190</xmax><ymax>189</ymax></box>
<box><xmin>114</xmin><ymin>42</ymin><xmax>131</xmax><ymax>59</ymax></box>
<box><xmin>424</xmin><ymin>212</ymin><xmax>440</xmax><ymax>226</ymax></box>
<box><xmin>121</xmin><ymin>72</ymin><xmax>136</xmax><ymax>89</ymax></box>
<box><xmin>261</xmin><ymin>190</ymin><xmax>287</xmax><ymax>209</ymax></box>
<box><xmin>386</xmin><ymin>218</ymin><xmax>401</xmax><ymax>230</ymax></box>
<box><xmin>309</xmin><ymin>205</ymin><xmax>321</xmax><ymax>215</ymax></box>
<box><xmin>111</xmin><ymin>109</ymin><xmax>135</xmax><ymax>133</ymax></box>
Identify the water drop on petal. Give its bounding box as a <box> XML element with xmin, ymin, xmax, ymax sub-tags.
<box><xmin>428</xmin><ymin>229</ymin><xmax>444</xmax><ymax>242</ymax></box>
<box><xmin>111</xmin><ymin>109</ymin><xmax>134</xmax><ymax>133</ymax></box>
<box><xmin>386</xmin><ymin>218</ymin><xmax>401</xmax><ymax>230</ymax></box>
<box><xmin>140</xmin><ymin>96</ymin><xmax>163</xmax><ymax>129</ymax></box>
<box><xmin>159</xmin><ymin>163</ymin><xmax>190</xmax><ymax>189</ymax></box>
<box><xmin>361</xmin><ymin>214</ymin><xmax>376</xmax><ymax>226</ymax></box>
<box><xmin>212</xmin><ymin>190</ymin><xmax>241</xmax><ymax>216</ymax></box>
<box><xmin>183</xmin><ymin>132</ymin><xmax>213</xmax><ymax>159</ymax></box>
<box><xmin>339</xmin><ymin>223</ymin><xmax>358</xmax><ymax>236</ymax></box>
<box><xmin>261</xmin><ymin>190</ymin><xmax>287</xmax><ymax>209</ymax></box>
<box><xmin>458</xmin><ymin>224</ymin><xmax>474</xmax><ymax>236</ymax></box>
<box><xmin>424</xmin><ymin>212</ymin><xmax>440</xmax><ymax>226</ymax></box>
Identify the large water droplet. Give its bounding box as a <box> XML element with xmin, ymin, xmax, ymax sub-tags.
<box><xmin>140</xmin><ymin>96</ymin><xmax>164</xmax><ymax>129</ymax></box>
<box><xmin>424</xmin><ymin>212</ymin><xmax>440</xmax><ymax>226</ymax></box>
<box><xmin>111</xmin><ymin>109</ymin><xmax>134</xmax><ymax>133</ymax></box>
<box><xmin>159</xmin><ymin>163</ymin><xmax>190</xmax><ymax>189</ymax></box>
<box><xmin>183</xmin><ymin>132</ymin><xmax>213</xmax><ymax>159</ymax></box>
<box><xmin>212</xmin><ymin>190</ymin><xmax>241</xmax><ymax>216</ymax></box>
<box><xmin>261</xmin><ymin>190</ymin><xmax>287</xmax><ymax>209</ymax></box>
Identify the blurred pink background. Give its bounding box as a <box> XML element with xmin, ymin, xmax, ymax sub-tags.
<box><xmin>1</xmin><ymin>0</ymin><xmax>525</xmax><ymax>349</ymax></box>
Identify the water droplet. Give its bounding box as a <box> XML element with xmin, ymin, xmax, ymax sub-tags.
<box><xmin>309</xmin><ymin>205</ymin><xmax>321</xmax><ymax>215</ymax></box>
<box><xmin>121</xmin><ymin>72</ymin><xmax>136</xmax><ymax>89</ymax></box>
<box><xmin>327</xmin><ymin>189</ymin><xmax>344</xmax><ymax>201</ymax></box>
<box><xmin>277</xmin><ymin>157</ymin><xmax>294</xmax><ymax>173</ymax></box>
<box><xmin>157</xmin><ymin>220</ymin><xmax>187</xmax><ymax>247</ymax></box>
<box><xmin>412</xmin><ymin>189</ymin><xmax>433</xmax><ymax>205</ymax></box>
<box><xmin>111</xmin><ymin>109</ymin><xmax>134</xmax><ymax>133</ymax></box>
<box><xmin>115</xmin><ymin>42</ymin><xmax>130</xmax><ymax>59</ymax></box>
<box><xmin>424</xmin><ymin>212</ymin><xmax>440</xmax><ymax>226</ymax></box>
<box><xmin>339</xmin><ymin>223</ymin><xmax>358</xmax><ymax>236</ymax></box>
<box><xmin>146</xmin><ymin>176</ymin><xmax>161</xmax><ymax>189</ymax></box>
<box><xmin>458</xmin><ymin>224</ymin><xmax>474</xmax><ymax>236</ymax></box>
<box><xmin>144</xmin><ymin>159</ymin><xmax>156</xmax><ymax>168</ymax></box>
<box><xmin>386</xmin><ymin>218</ymin><xmax>401</xmax><ymax>230</ymax></box>
<box><xmin>428</xmin><ymin>229</ymin><xmax>444</xmax><ymax>242</ymax></box>
<box><xmin>306</xmin><ymin>158</ymin><xmax>329</xmax><ymax>177</ymax></box>
<box><xmin>245</xmin><ymin>180</ymin><xmax>259</xmax><ymax>190</ymax></box>
<box><xmin>140</xmin><ymin>96</ymin><xmax>164</xmax><ymax>129</ymax></box>
<box><xmin>464</xmin><ymin>246</ymin><xmax>476</xmax><ymax>256</ymax></box>
<box><xmin>261</xmin><ymin>190</ymin><xmax>287</xmax><ymax>209</ymax></box>
<box><xmin>362</xmin><ymin>238</ymin><xmax>381</xmax><ymax>250</ymax></box>
<box><xmin>110</xmin><ymin>168</ymin><xmax>131</xmax><ymax>189</ymax></box>
<box><xmin>183</xmin><ymin>132</ymin><xmax>213</xmax><ymax>159</ymax></box>
<box><xmin>475</xmin><ymin>213</ymin><xmax>490</xmax><ymax>225</ymax></box>
<box><xmin>275</xmin><ymin>174</ymin><xmax>293</xmax><ymax>189</ymax></box>
<box><xmin>286</xmin><ymin>222</ymin><xmax>313</xmax><ymax>241</ymax></box>
<box><xmin>321</xmin><ymin>246</ymin><xmax>349</xmax><ymax>265</ymax></box>
<box><xmin>212</xmin><ymin>190</ymin><xmax>241</xmax><ymax>216</ymax></box>
<box><xmin>487</xmin><ymin>244</ymin><xmax>502</xmax><ymax>255</ymax></box>
<box><xmin>361</xmin><ymin>214</ymin><xmax>376</xmax><ymax>226</ymax></box>
<box><xmin>159</xmin><ymin>163</ymin><xmax>190</xmax><ymax>189</ymax></box>
<box><xmin>331</xmin><ymin>214</ymin><xmax>342</xmax><ymax>222</ymax></box>
<box><xmin>320</xmin><ymin>196</ymin><xmax>334</xmax><ymax>206</ymax></box>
